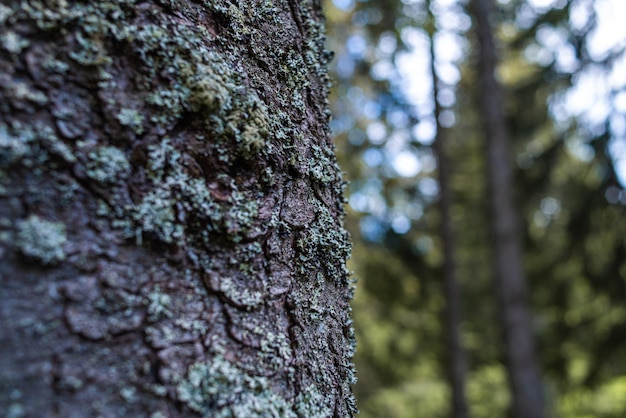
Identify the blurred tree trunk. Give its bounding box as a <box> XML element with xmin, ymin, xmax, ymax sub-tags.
<box><xmin>426</xmin><ymin>4</ymin><xmax>470</xmax><ymax>417</ymax></box>
<box><xmin>470</xmin><ymin>0</ymin><xmax>545</xmax><ymax>417</ymax></box>
<box><xmin>0</xmin><ymin>1</ymin><xmax>356</xmax><ymax>417</ymax></box>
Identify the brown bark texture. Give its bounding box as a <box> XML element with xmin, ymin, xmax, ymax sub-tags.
<box><xmin>470</xmin><ymin>0</ymin><xmax>545</xmax><ymax>417</ymax></box>
<box><xmin>0</xmin><ymin>0</ymin><xmax>356</xmax><ymax>417</ymax></box>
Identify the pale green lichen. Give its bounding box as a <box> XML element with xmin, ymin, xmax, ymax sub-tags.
<box><xmin>1</xmin><ymin>30</ymin><xmax>29</xmax><ymax>54</ymax></box>
<box><xmin>16</xmin><ymin>215</ymin><xmax>67</xmax><ymax>265</ymax></box>
<box><xmin>133</xmin><ymin>186</ymin><xmax>183</xmax><ymax>244</ymax></box>
<box><xmin>294</xmin><ymin>385</ymin><xmax>333</xmax><ymax>417</ymax></box>
<box><xmin>177</xmin><ymin>355</ymin><xmax>295</xmax><ymax>418</ymax></box>
<box><xmin>147</xmin><ymin>288</ymin><xmax>172</xmax><ymax>322</ymax></box>
<box><xmin>0</xmin><ymin>123</ymin><xmax>32</xmax><ymax>164</ymax></box>
<box><xmin>120</xmin><ymin>386</ymin><xmax>138</xmax><ymax>403</ymax></box>
<box><xmin>5</xmin><ymin>403</ymin><xmax>25</xmax><ymax>418</ymax></box>
<box><xmin>259</xmin><ymin>332</ymin><xmax>292</xmax><ymax>371</ymax></box>
<box><xmin>188</xmin><ymin>62</ymin><xmax>234</xmax><ymax>112</ymax></box>
<box><xmin>0</xmin><ymin>4</ymin><xmax>13</xmax><ymax>24</ymax></box>
<box><xmin>0</xmin><ymin>121</ymin><xmax>75</xmax><ymax>168</ymax></box>
<box><xmin>116</xmin><ymin>108</ymin><xmax>145</xmax><ymax>135</ymax></box>
<box><xmin>86</xmin><ymin>146</ymin><xmax>131</xmax><ymax>184</ymax></box>
<box><xmin>217</xmin><ymin>276</ymin><xmax>264</xmax><ymax>309</ymax></box>
<box><xmin>5</xmin><ymin>81</ymin><xmax>48</xmax><ymax>105</ymax></box>
<box><xmin>177</xmin><ymin>354</ymin><xmax>334</xmax><ymax>417</ymax></box>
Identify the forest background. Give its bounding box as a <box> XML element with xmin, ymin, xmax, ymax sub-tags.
<box><xmin>324</xmin><ymin>0</ymin><xmax>626</xmax><ymax>416</ymax></box>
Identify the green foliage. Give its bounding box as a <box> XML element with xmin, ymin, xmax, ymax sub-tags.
<box><xmin>327</xmin><ymin>0</ymin><xmax>626</xmax><ymax>415</ymax></box>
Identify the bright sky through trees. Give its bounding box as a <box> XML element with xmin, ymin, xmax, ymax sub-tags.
<box><xmin>333</xmin><ymin>0</ymin><xmax>626</xmax><ymax>186</ymax></box>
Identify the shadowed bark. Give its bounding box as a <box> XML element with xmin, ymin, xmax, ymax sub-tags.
<box><xmin>0</xmin><ymin>1</ymin><xmax>356</xmax><ymax>416</ymax></box>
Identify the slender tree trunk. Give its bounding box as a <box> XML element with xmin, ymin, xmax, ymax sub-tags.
<box><xmin>0</xmin><ymin>1</ymin><xmax>356</xmax><ymax>416</ymax></box>
<box><xmin>469</xmin><ymin>1</ymin><xmax>544</xmax><ymax>417</ymax></box>
<box><xmin>426</xmin><ymin>4</ymin><xmax>470</xmax><ymax>417</ymax></box>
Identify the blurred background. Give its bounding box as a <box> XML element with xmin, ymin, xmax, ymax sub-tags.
<box><xmin>323</xmin><ymin>0</ymin><xmax>626</xmax><ymax>416</ymax></box>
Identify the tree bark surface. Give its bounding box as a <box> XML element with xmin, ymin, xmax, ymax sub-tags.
<box><xmin>0</xmin><ymin>1</ymin><xmax>356</xmax><ymax>416</ymax></box>
<box><xmin>470</xmin><ymin>0</ymin><xmax>545</xmax><ymax>417</ymax></box>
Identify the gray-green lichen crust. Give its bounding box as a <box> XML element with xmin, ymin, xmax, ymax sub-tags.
<box><xmin>15</xmin><ymin>215</ymin><xmax>67</xmax><ymax>265</ymax></box>
<box><xmin>0</xmin><ymin>0</ymin><xmax>356</xmax><ymax>416</ymax></box>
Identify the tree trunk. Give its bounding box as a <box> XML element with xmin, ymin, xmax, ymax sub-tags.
<box><xmin>469</xmin><ymin>0</ymin><xmax>545</xmax><ymax>417</ymax></box>
<box><xmin>0</xmin><ymin>1</ymin><xmax>356</xmax><ymax>416</ymax></box>
<box><xmin>426</xmin><ymin>4</ymin><xmax>470</xmax><ymax>417</ymax></box>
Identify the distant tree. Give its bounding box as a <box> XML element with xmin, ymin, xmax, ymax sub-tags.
<box><xmin>0</xmin><ymin>1</ymin><xmax>356</xmax><ymax>416</ymax></box>
<box><xmin>426</xmin><ymin>2</ymin><xmax>470</xmax><ymax>417</ymax></box>
<box><xmin>470</xmin><ymin>0</ymin><xmax>545</xmax><ymax>417</ymax></box>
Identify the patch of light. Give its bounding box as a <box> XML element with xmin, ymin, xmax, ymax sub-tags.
<box><xmin>413</xmin><ymin>119</ymin><xmax>436</xmax><ymax>145</ymax></box>
<box><xmin>391</xmin><ymin>215</ymin><xmax>412</xmax><ymax>234</ymax></box>
<box><xmin>388</xmin><ymin>109</ymin><xmax>409</xmax><ymax>128</ymax></box>
<box><xmin>524</xmin><ymin>43</ymin><xmax>552</xmax><ymax>67</ymax></box>
<box><xmin>540</xmin><ymin>197</ymin><xmax>561</xmax><ymax>217</ymax></box>
<box><xmin>608</xmin><ymin>53</ymin><xmax>626</xmax><ymax>89</ymax></box>
<box><xmin>363</xmin><ymin>148</ymin><xmax>384</xmax><ymax>167</ymax></box>
<box><xmin>563</xmin><ymin>68</ymin><xmax>608</xmax><ymax>121</ymax></box>
<box><xmin>566</xmin><ymin>138</ymin><xmax>595</xmax><ymax>162</ymax></box>
<box><xmin>533</xmin><ymin>211</ymin><xmax>550</xmax><ymax>228</ymax></box>
<box><xmin>436</xmin><ymin>8</ymin><xmax>471</xmax><ymax>32</ymax></box>
<box><xmin>362</xmin><ymin>100</ymin><xmax>382</xmax><ymax>119</ymax></box>
<box><xmin>605</xmin><ymin>185</ymin><xmax>622</xmax><ymax>204</ymax></box>
<box><xmin>438</xmin><ymin>88</ymin><xmax>456</xmax><ymax>107</ymax></box>
<box><xmin>396</xmin><ymin>50</ymin><xmax>433</xmax><ymax>105</ymax></box>
<box><xmin>378</xmin><ymin>32</ymin><xmax>398</xmax><ymax>56</ymax></box>
<box><xmin>336</xmin><ymin>55</ymin><xmax>355</xmax><ymax>78</ymax></box>
<box><xmin>439</xmin><ymin>110</ymin><xmax>455</xmax><ymax>128</ymax></box>
<box><xmin>420</xmin><ymin>151</ymin><xmax>437</xmax><ymax>173</ymax></box>
<box><xmin>360</xmin><ymin>216</ymin><xmax>386</xmax><ymax>242</ymax></box>
<box><xmin>434</xmin><ymin>0</ymin><xmax>459</xmax><ymax>8</ymax></box>
<box><xmin>348</xmin><ymin>188</ymin><xmax>387</xmax><ymax>216</ymax></box>
<box><xmin>366</xmin><ymin>122</ymin><xmax>387</xmax><ymax>144</ymax></box>
<box><xmin>385</xmin><ymin>129</ymin><xmax>410</xmax><ymax>154</ymax></box>
<box><xmin>400</xmin><ymin>26</ymin><xmax>428</xmax><ymax>49</ymax></box>
<box><xmin>435</xmin><ymin>62</ymin><xmax>461</xmax><ymax>84</ymax></box>
<box><xmin>609</xmin><ymin>139</ymin><xmax>626</xmax><ymax>162</ymax></box>
<box><xmin>613</xmin><ymin>155</ymin><xmax>626</xmax><ymax>186</ymax></box>
<box><xmin>588</xmin><ymin>0</ymin><xmax>626</xmax><ymax>59</ymax></box>
<box><xmin>535</xmin><ymin>25</ymin><xmax>579</xmax><ymax>72</ymax></box>
<box><xmin>527</xmin><ymin>0</ymin><xmax>559</xmax><ymax>11</ymax></box>
<box><xmin>435</xmin><ymin>32</ymin><xmax>465</xmax><ymax>62</ymax></box>
<box><xmin>414</xmin><ymin>236</ymin><xmax>433</xmax><ymax>254</ymax></box>
<box><xmin>418</xmin><ymin>177</ymin><xmax>439</xmax><ymax>197</ymax></box>
<box><xmin>348</xmin><ymin>129</ymin><xmax>366</xmax><ymax>146</ymax></box>
<box><xmin>349</xmin><ymin>192</ymin><xmax>369</xmax><ymax>212</ymax></box>
<box><xmin>393</xmin><ymin>151</ymin><xmax>421</xmax><ymax>177</ymax></box>
<box><xmin>371</xmin><ymin>59</ymin><xmax>396</xmax><ymax>80</ymax></box>
<box><xmin>569</xmin><ymin>0</ymin><xmax>593</xmax><ymax>31</ymax></box>
<box><xmin>346</xmin><ymin>34</ymin><xmax>367</xmax><ymax>57</ymax></box>
<box><xmin>611</xmin><ymin>114</ymin><xmax>626</xmax><ymax>136</ymax></box>
<box><xmin>332</xmin><ymin>0</ymin><xmax>355</xmax><ymax>11</ymax></box>
<box><xmin>406</xmin><ymin>202</ymin><xmax>424</xmax><ymax>219</ymax></box>
<box><xmin>615</xmin><ymin>91</ymin><xmax>626</xmax><ymax>112</ymax></box>
<box><xmin>609</xmin><ymin>138</ymin><xmax>626</xmax><ymax>185</ymax></box>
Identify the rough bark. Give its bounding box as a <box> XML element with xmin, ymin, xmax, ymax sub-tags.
<box><xmin>426</xmin><ymin>5</ymin><xmax>470</xmax><ymax>417</ymax></box>
<box><xmin>470</xmin><ymin>0</ymin><xmax>544</xmax><ymax>417</ymax></box>
<box><xmin>0</xmin><ymin>1</ymin><xmax>356</xmax><ymax>416</ymax></box>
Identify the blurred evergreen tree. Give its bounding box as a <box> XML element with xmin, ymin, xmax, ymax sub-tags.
<box><xmin>326</xmin><ymin>0</ymin><xmax>626</xmax><ymax>416</ymax></box>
